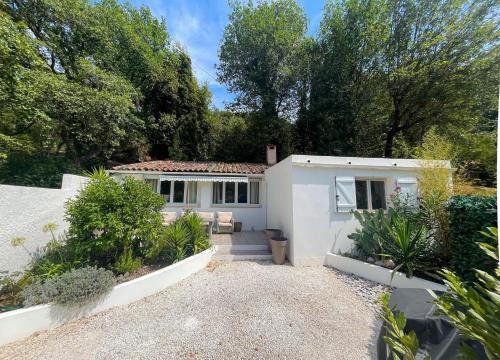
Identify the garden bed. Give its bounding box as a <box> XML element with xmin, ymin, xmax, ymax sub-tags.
<box><xmin>0</xmin><ymin>247</ymin><xmax>215</xmax><ymax>347</ymax></box>
<box><xmin>324</xmin><ymin>253</ymin><xmax>448</xmax><ymax>292</ymax></box>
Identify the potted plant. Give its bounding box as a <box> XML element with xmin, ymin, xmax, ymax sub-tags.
<box><xmin>270</xmin><ymin>236</ymin><xmax>287</xmax><ymax>265</ymax></box>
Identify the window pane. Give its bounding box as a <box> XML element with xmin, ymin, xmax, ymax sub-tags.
<box><xmin>173</xmin><ymin>181</ymin><xmax>184</xmax><ymax>203</ymax></box>
<box><xmin>186</xmin><ymin>182</ymin><xmax>197</xmax><ymax>204</ymax></box>
<box><xmin>370</xmin><ymin>181</ymin><xmax>386</xmax><ymax>209</ymax></box>
<box><xmin>238</xmin><ymin>182</ymin><xmax>248</xmax><ymax>203</ymax></box>
<box><xmin>225</xmin><ymin>182</ymin><xmax>235</xmax><ymax>203</ymax></box>
<box><xmin>355</xmin><ymin>180</ymin><xmax>368</xmax><ymax>210</ymax></box>
<box><xmin>145</xmin><ymin>179</ymin><xmax>157</xmax><ymax>192</ymax></box>
<box><xmin>160</xmin><ymin>180</ymin><xmax>171</xmax><ymax>203</ymax></box>
<box><xmin>250</xmin><ymin>181</ymin><xmax>259</xmax><ymax>204</ymax></box>
<box><xmin>212</xmin><ymin>182</ymin><xmax>223</xmax><ymax>204</ymax></box>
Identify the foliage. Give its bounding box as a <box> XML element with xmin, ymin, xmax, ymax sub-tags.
<box><xmin>0</xmin><ymin>271</ymin><xmax>25</xmax><ymax>310</ymax></box>
<box><xmin>433</xmin><ymin>227</ymin><xmax>499</xmax><ymax>359</ymax></box>
<box><xmin>446</xmin><ymin>196</ymin><xmax>497</xmax><ymax>282</ymax></box>
<box><xmin>113</xmin><ymin>249</ymin><xmax>142</xmax><ymax>274</ymax></box>
<box><xmin>22</xmin><ymin>266</ymin><xmax>115</xmax><ymax>306</ymax></box>
<box><xmin>179</xmin><ymin>212</ymin><xmax>211</xmax><ymax>255</ymax></box>
<box><xmin>348</xmin><ymin>210</ymin><xmax>388</xmax><ymax>259</ymax></box>
<box><xmin>65</xmin><ymin>171</ymin><xmax>164</xmax><ymax>269</ymax></box>
<box><xmin>146</xmin><ymin>212</ymin><xmax>209</xmax><ymax>263</ymax></box>
<box><xmin>0</xmin><ymin>153</ymin><xmax>82</xmax><ymax>188</ymax></box>
<box><xmin>379</xmin><ymin>292</ymin><xmax>429</xmax><ymax>360</ymax></box>
<box><xmin>147</xmin><ymin>221</ymin><xmax>189</xmax><ymax>263</ymax></box>
<box><xmin>380</xmin><ymin>229</ymin><xmax>500</xmax><ymax>359</ymax></box>
<box><xmin>381</xmin><ymin>214</ymin><xmax>432</xmax><ymax>278</ymax></box>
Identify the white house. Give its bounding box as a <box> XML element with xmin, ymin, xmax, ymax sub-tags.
<box><xmin>109</xmin><ymin>146</ymin><xmax>451</xmax><ymax>266</ymax></box>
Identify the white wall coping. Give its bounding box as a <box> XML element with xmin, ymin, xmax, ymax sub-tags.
<box><xmin>289</xmin><ymin>155</ymin><xmax>451</xmax><ymax>170</ymax></box>
<box><xmin>0</xmin><ymin>247</ymin><xmax>215</xmax><ymax>347</ymax></box>
<box><xmin>324</xmin><ymin>253</ymin><xmax>448</xmax><ymax>292</ymax></box>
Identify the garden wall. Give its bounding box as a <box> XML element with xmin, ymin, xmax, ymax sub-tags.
<box><xmin>0</xmin><ymin>247</ymin><xmax>215</xmax><ymax>346</ymax></box>
<box><xmin>324</xmin><ymin>253</ymin><xmax>448</xmax><ymax>291</ymax></box>
<box><xmin>0</xmin><ymin>174</ymin><xmax>88</xmax><ymax>273</ymax></box>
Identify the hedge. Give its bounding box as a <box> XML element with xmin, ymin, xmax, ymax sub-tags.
<box><xmin>446</xmin><ymin>195</ymin><xmax>497</xmax><ymax>282</ymax></box>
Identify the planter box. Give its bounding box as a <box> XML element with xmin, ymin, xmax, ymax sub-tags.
<box><xmin>324</xmin><ymin>253</ymin><xmax>447</xmax><ymax>292</ymax></box>
<box><xmin>0</xmin><ymin>247</ymin><xmax>215</xmax><ymax>347</ymax></box>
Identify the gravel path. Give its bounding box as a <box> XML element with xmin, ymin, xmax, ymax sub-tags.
<box><xmin>0</xmin><ymin>261</ymin><xmax>382</xmax><ymax>360</ymax></box>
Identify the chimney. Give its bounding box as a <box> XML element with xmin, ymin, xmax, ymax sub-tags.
<box><xmin>266</xmin><ymin>144</ymin><xmax>277</xmax><ymax>165</ymax></box>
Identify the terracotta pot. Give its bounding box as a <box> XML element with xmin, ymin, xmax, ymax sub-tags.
<box><xmin>264</xmin><ymin>229</ymin><xmax>281</xmax><ymax>251</ymax></box>
<box><xmin>270</xmin><ymin>237</ymin><xmax>287</xmax><ymax>265</ymax></box>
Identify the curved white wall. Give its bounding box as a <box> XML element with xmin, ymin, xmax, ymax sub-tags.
<box><xmin>0</xmin><ymin>175</ymin><xmax>88</xmax><ymax>273</ymax></box>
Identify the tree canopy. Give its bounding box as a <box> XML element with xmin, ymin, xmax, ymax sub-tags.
<box><xmin>0</xmin><ymin>0</ymin><xmax>498</xmax><ymax>187</ymax></box>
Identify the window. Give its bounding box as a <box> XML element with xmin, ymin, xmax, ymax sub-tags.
<box><xmin>186</xmin><ymin>182</ymin><xmax>197</xmax><ymax>204</ymax></box>
<box><xmin>249</xmin><ymin>181</ymin><xmax>259</xmax><ymax>204</ymax></box>
<box><xmin>212</xmin><ymin>182</ymin><xmax>223</xmax><ymax>204</ymax></box>
<box><xmin>238</xmin><ymin>183</ymin><xmax>247</xmax><ymax>203</ymax></box>
<box><xmin>160</xmin><ymin>180</ymin><xmax>171</xmax><ymax>202</ymax></box>
<box><xmin>355</xmin><ymin>179</ymin><xmax>386</xmax><ymax>210</ymax></box>
<box><xmin>225</xmin><ymin>182</ymin><xmax>235</xmax><ymax>203</ymax></box>
<box><xmin>158</xmin><ymin>179</ymin><xmax>197</xmax><ymax>205</ymax></box>
<box><xmin>211</xmin><ymin>180</ymin><xmax>260</xmax><ymax>205</ymax></box>
<box><xmin>173</xmin><ymin>181</ymin><xmax>185</xmax><ymax>203</ymax></box>
<box><xmin>144</xmin><ymin>179</ymin><xmax>158</xmax><ymax>192</ymax></box>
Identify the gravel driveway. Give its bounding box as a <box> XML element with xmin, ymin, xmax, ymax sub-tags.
<box><xmin>0</xmin><ymin>261</ymin><xmax>383</xmax><ymax>360</ymax></box>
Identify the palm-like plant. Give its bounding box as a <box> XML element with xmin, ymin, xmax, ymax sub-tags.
<box><xmin>381</xmin><ymin>215</ymin><xmax>432</xmax><ymax>278</ymax></box>
<box><xmin>180</xmin><ymin>213</ymin><xmax>210</xmax><ymax>255</ymax></box>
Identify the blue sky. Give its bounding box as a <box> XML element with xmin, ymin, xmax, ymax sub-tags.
<box><xmin>127</xmin><ymin>0</ymin><xmax>326</xmax><ymax>109</ymax></box>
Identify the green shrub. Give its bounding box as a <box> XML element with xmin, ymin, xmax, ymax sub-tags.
<box><xmin>381</xmin><ymin>215</ymin><xmax>432</xmax><ymax>278</ymax></box>
<box><xmin>147</xmin><ymin>222</ymin><xmax>189</xmax><ymax>263</ymax></box>
<box><xmin>22</xmin><ymin>266</ymin><xmax>115</xmax><ymax>306</ymax></box>
<box><xmin>65</xmin><ymin>171</ymin><xmax>164</xmax><ymax>269</ymax></box>
<box><xmin>446</xmin><ymin>195</ymin><xmax>497</xmax><ymax>282</ymax></box>
<box><xmin>348</xmin><ymin>209</ymin><xmax>389</xmax><ymax>259</ymax></box>
<box><xmin>113</xmin><ymin>249</ymin><xmax>142</xmax><ymax>274</ymax></box>
<box><xmin>178</xmin><ymin>212</ymin><xmax>210</xmax><ymax>255</ymax></box>
<box><xmin>0</xmin><ymin>152</ymin><xmax>82</xmax><ymax>188</ymax></box>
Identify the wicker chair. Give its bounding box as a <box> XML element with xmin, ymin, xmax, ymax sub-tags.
<box><xmin>196</xmin><ymin>211</ymin><xmax>215</xmax><ymax>238</ymax></box>
<box><xmin>216</xmin><ymin>212</ymin><xmax>234</xmax><ymax>233</ymax></box>
<box><xmin>161</xmin><ymin>212</ymin><xmax>177</xmax><ymax>226</ymax></box>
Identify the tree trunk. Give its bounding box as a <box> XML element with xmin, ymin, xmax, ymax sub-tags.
<box><xmin>384</xmin><ymin>96</ymin><xmax>401</xmax><ymax>158</ymax></box>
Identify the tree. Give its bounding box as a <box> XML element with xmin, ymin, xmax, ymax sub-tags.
<box><xmin>217</xmin><ymin>0</ymin><xmax>308</xmax><ymax>159</ymax></box>
<box><xmin>312</xmin><ymin>0</ymin><xmax>499</xmax><ymax>160</ymax></box>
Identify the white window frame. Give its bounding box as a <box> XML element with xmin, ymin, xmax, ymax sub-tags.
<box><xmin>355</xmin><ymin>178</ymin><xmax>387</xmax><ymax>211</ymax></box>
<box><xmin>211</xmin><ymin>179</ymin><xmax>261</xmax><ymax>207</ymax></box>
<box><xmin>151</xmin><ymin>177</ymin><xmax>199</xmax><ymax>207</ymax></box>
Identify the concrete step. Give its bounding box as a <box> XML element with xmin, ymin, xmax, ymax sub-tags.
<box><xmin>213</xmin><ymin>249</ymin><xmax>272</xmax><ymax>261</ymax></box>
<box><xmin>215</xmin><ymin>244</ymin><xmax>269</xmax><ymax>253</ymax></box>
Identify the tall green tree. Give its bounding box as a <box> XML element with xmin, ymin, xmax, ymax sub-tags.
<box><xmin>217</xmin><ymin>0</ymin><xmax>308</xmax><ymax>160</ymax></box>
<box><xmin>313</xmin><ymin>0</ymin><xmax>499</xmax><ymax>159</ymax></box>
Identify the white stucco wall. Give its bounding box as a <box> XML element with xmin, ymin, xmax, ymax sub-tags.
<box><xmin>289</xmin><ymin>160</ymin><xmax>433</xmax><ymax>265</ymax></box>
<box><xmin>162</xmin><ymin>181</ymin><xmax>267</xmax><ymax>231</ymax></box>
<box><xmin>0</xmin><ymin>175</ymin><xmax>88</xmax><ymax>273</ymax></box>
<box><xmin>265</xmin><ymin>157</ymin><xmax>295</xmax><ymax>262</ymax></box>
<box><xmin>111</xmin><ymin>173</ymin><xmax>267</xmax><ymax>231</ymax></box>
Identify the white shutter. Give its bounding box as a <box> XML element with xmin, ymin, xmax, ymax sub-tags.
<box><xmin>396</xmin><ymin>177</ymin><xmax>418</xmax><ymax>206</ymax></box>
<box><xmin>335</xmin><ymin>176</ymin><xmax>356</xmax><ymax>213</ymax></box>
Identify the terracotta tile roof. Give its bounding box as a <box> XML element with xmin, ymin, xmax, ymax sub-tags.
<box><xmin>111</xmin><ymin>160</ymin><xmax>268</xmax><ymax>174</ymax></box>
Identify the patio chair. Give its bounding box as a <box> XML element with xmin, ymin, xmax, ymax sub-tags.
<box><xmin>216</xmin><ymin>211</ymin><xmax>234</xmax><ymax>234</ymax></box>
<box><xmin>161</xmin><ymin>211</ymin><xmax>177</xmax><ymax>227</ymax></box>
<box><xmin>196</xmin><ymin>211</ymin><xmax>215</xmax><ymax>238</ymax></box>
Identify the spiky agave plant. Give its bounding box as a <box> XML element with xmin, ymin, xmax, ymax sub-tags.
<box><xmin>381</xmin><ymin>215</ymin><xmax>432</xmax><ymax>278</ymax></box>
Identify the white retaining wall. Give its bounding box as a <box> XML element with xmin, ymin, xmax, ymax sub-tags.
<box><xmin>0</xmin><ymin>175</ymin><xmax>88</xmax><ymax>273</ymax></box>
<box><xmin>0</xmin><ymin>247</ymin><xmax>215</xmax><ymax>347</ymax></box>
<box><xmin>325</xmin><ymin>253</ymin><xmax>448</xmax><ymax>291</ymax></box>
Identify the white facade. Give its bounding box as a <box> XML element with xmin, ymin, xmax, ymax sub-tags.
<box><xmin>266</xmin><ymin>155</ymin><xmax>451</xmax><ymax>266</ymax></box>
<box><xmin>110</xmin><ymin>172</ymin><xmax>267</xmax><ymax>231</ymax></box>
